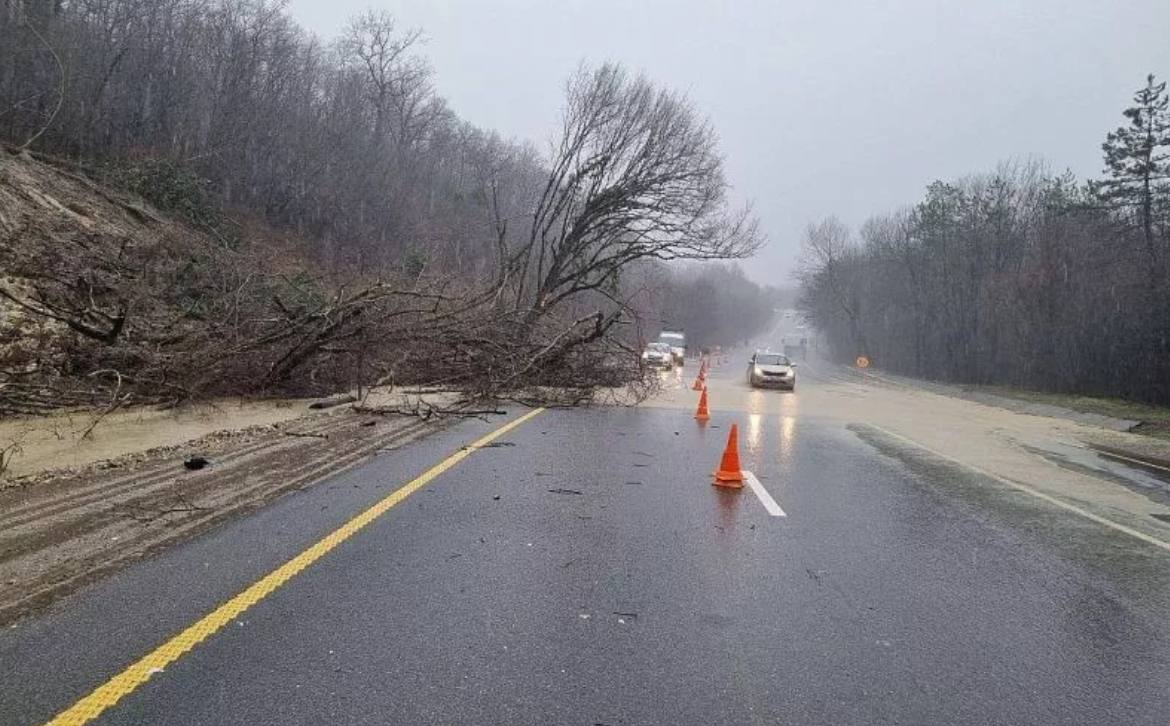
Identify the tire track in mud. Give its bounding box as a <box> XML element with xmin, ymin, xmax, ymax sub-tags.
<box><xmin>0</xmin><ymin>412</ymin><xmax>443</xmax><ymax>625</ymax></box>
<box><xmin>0</xmin><ymin>416</ymin><xmax>342</xmax><ymax>526</ymax></box>
<box><xmin>0</xmin><ymin>417</ymin><xmax>349</xmax><ymax>550</ymax></box>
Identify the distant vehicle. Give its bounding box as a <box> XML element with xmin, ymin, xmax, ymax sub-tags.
<box><xmin>747</xmin><ymin>352</ymin><xmax>797</xmax><ymax>390</ymax></box>
<box><xmin>657</xmin><ymin>330</ymin><xmax>686</xmax><ymax>363</ymax></box>
<box><xmin>782</xmin><ymin>333</ymin><xmax>808</xmax><ymax>360</ymax></box>
<box><xmin>641</xmin><ymin>342</ymin><xmax>674</xmax><ymax>370</ymax></box>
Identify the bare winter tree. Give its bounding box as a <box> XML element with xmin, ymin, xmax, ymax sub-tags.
<box><xmin>337</xmin><ymin>9</ymin><xmax>429</xmax><ymax>150</ymax></box>
<box><xmin>504</xmin><ymin>63</ymin><xmax>761</xmax><ymax>320</ymax></box>
<box><xmin>2</xmin><ymin>0</ymin><xmax>65</xmax><ymax>151</ymax></box>
<box><xmin>797</xmin><ymin>217</ymin><xmax>869</xmax><ymax>358</ymax></box>
<box><xmin>1</xmin><ymin>7</ymin><xmax>778</xmax><ymax>415</ymax></box>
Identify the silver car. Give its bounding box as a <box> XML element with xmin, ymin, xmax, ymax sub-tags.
<box><xmin>747</xmin><ymin>352</ymin><xmax>796</xmax><ymax>390</ymax></box>
<box><xmin>642</xmin><ymin>342</ymin><xmax>675</xmax><ymax>370</ymax></box>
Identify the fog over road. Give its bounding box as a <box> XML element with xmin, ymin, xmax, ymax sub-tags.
<box><xmin>4</xmin><ymin>351</ymin><xmax>1170</xmax><ymax>725</ymax></box>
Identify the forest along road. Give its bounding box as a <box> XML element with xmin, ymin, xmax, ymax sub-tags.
<box><xmin>3</xmin><ymin>356</ymin><xmax>1170</xmax><ymax>725</ymax></box>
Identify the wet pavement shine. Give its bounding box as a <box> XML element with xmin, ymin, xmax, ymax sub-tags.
<box><xmin>3</xmin><ymin>359</ymin><xmax>1170</xmax><ymax>725</ymax></box>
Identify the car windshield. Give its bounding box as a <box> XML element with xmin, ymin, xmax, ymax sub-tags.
<box><xmin>755</xmin><ymin>354</ymin><xmax>790</xmax><ymax>366</ymax></box>
<box><xmin>647</xmin><ymin>343</ymin><xmax>670</xmax><ymax>353</ymax></box>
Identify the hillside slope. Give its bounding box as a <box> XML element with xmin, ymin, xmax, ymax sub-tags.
<box><xmin>1</xmin><ymin>149</ymin><xmax>220</xmax><ymax>410</ymax></box>
<box><xmin>0</xmin><ymin>148</ymin><xmax>370</xmax><ymax>416</ymax></box>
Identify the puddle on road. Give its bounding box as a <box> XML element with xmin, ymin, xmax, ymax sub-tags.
<box><xmin>849</xmin><ymin>423</ymin><xmax>1170</xmax><ymax>619</ymax></box>
<box><xmin>1019</xmin><ymin>440</ymin><xmax>1170</xmax><ymax>506</ymax></box>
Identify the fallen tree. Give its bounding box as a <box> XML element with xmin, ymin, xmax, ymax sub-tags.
<box><xmin>0</xmin><ymin>63</ymin><xmax>760</xmax><ymax>415</ymax></box>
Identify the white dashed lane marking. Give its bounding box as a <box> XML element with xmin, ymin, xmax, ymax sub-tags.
<box><xmin>743</xmin><ymin>471</ymin><xmax>786</xmax><ymax>517</ymax></box>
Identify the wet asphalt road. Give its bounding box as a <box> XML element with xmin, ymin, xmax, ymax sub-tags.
<box><xmin>3</xmin><ymin>362</ymin><xmax>1170</xmax><ymax>725</ymax></box>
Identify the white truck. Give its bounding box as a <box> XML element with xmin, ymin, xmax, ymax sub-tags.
<box><xmin>782</xmin><ymin>330</ymin><xmax>809</xmax><ymax>360</ymax></box>
<box><xmin>657</xmin><ymin>330</ymin><xmax>686</xmax><ymax>364</ymax></box>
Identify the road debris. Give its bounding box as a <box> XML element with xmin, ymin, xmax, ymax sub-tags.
<box><xmin>308</xmin><ymin>395</ymin><xmax>358</xmax><ymax>410</ymax></box>
<box><xmin>282</xmin><ymin>430</ymin><xmax>329</xmax><ymax>440</ymax></box>
<box><xmin>183</xmin><ymin>456</ymin><xmax>210</xmax><ymax>470</ymax></box>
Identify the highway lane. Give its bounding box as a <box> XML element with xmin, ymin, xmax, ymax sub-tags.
<box><xmin>3</xmin><ymin>358</ymin><xmax>1170</xmax><ymax>724</ymax></box>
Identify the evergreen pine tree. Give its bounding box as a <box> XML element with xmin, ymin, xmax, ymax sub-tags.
<box><xmin>1096</xmin><ymin>74</ymin><xmax>1170</xmax><ymax>260</ymax></box>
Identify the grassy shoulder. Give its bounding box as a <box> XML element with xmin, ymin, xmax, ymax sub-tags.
<box><xmin>979</xmin><ymin>387</ymin><xmax>1170</xmax><ymax>440</ymax></box>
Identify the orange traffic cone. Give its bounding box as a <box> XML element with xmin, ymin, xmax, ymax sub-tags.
<box><xmin>691</xmin><ymin>362</ymin><xmax>706</xmax><ymax>390</ymax></box>
<box><xmin>694</xmin><ymin>388</ymin><xmax>710</xmax><ymax>422</ymax></box>
<box><xmin>713</xmin><ymin>424</ymin><xmax>745</xmax><ymax>487</ymax></box>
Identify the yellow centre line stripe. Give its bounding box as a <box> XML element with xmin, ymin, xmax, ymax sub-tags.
<box><xmin>44</xmin><ymin>407</ymin><xmax>546</xmax><ymax>726</ymax></box>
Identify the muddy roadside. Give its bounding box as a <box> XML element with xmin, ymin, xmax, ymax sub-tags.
<box><xmin>805</xmin><ymin>359</ymin><xmax>1170</xmax><ymax>516</ymax></box>
<box><xmin>0</xmin><ymin>390</ymin><xmax>464</xmax><ymax>625</ymax></box>
<box><xmin>832</xmin><ymin>364</ymin><xmax>1170</xmax><ymax>466</ymax></box>
<box><xmin>0</xmin><ymin>398</ymin><xmax>319</xmax><ymax>482</ymax></box>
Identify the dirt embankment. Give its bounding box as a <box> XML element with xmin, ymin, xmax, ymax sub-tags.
<box><xmin>0</xmin><ymin>398</ymin><xmax>317</xmax><ymax>480</ymax></box>
<box><xmin>1</xmin><ymin>147</ymin><xmax>201</xmax><ymax>413</ymax></box>
<box><xmin>0</xmin><ymin>389</ymin><xmax>460</xmax><ymax>625</ymax></box>
<box><xmin>1</xmin><ymin>147</ymin><xmax>409</xmax><ymax>417</ymax></box>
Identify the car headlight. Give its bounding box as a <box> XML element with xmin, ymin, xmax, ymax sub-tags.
<box><xmin>753</xmin><ymin>366</ymin><xmax>762</xmax><ymax>376</ymax></box>
<box><xmin>642</xmin><ymin>352</ymin><xmax>650</xmax><ymax>360</ymax></box>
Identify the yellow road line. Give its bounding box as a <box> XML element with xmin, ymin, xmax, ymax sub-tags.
<box><xmin>44</xmin><ymin>407</ymin><xmax>546</xmax><ymax>726</ymax></box>
<box><xmin>869</xmin><ymin>424</ymin><xmax>1170</xmax><ymax>554</ymax></box>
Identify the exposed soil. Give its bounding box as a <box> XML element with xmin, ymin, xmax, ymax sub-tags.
<box><xmin>0</xmin><ymin>398</ymin><xmax>318</xmax><ymax>480</ymax></box>
<box><xmin>0</xmin><ymin>406</ymin><xmax>447</xmax><ymax>625</ymax></box>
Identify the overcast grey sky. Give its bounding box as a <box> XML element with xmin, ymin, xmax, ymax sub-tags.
<box><xmin>286</xmin><ymin>0</ymin><xmax>1170</xmax><ymax>285</ymax></box>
